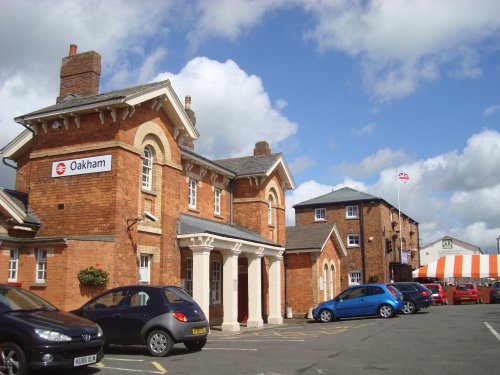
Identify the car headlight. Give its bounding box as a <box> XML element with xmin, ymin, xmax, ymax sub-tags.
<box><xmin>35</xmin><ymin>328</ymin><xmax>72</xmax><ymax>342</ymax></box>
<box><xmin>97</xmin><ymin>324</ymin><xmax>104</xmax><ymax>338</ymax></box>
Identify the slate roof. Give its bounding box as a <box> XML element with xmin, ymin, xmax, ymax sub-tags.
<box><xmin>293</xmin><ymin>187</ymin><xmax>381</xmax><ymax>208</ymax></box>
<box><xmin>285</xmin><ymin>223</ymin><xmax>336</xmax><ymax>251</ymax></box>
<box><xmin>1</xmin><ymin>188</ymin><xmax>41</xmax><ymax>226</ymax></box>
<box><xmin>215</xmin><ymin>153</ymin><xmax>283</xmax><ymax>176</ymax></box>
<box><xmin>15</xmin><ymin>81</ymin><xmax>169</xmax><ymax>122</ymax></box>
<box><xmin>180</xmin><ymin>146</ymin><xmax>236</xmax><ymax>176</ymax></box>
<box><xmin>177</xmin><ymin>213</ymin><xmax>280</xmax><ymax>247</ymax></box>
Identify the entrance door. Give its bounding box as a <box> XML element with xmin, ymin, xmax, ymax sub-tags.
<box><xmin>238</xmin><ymin>274</ymin><xmax>248</xmax><ymax>322</ymax></box>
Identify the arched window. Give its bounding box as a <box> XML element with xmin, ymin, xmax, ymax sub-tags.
<box><xmin>330</xmin><ymin>265</ymin><xmax>335</xmax><ymax>298</ymax></box>
<box><xmin>323</xmin><ymin>264</ymin><xmax>328</xmax><ymax>301</ymax></box>
<box><xmin>142</xmin><ymin>146</ymin><xmax>153</xmax><ymax>190</ymax></box>
<box><xmin>268</xmin><ymin>195</ymin><xmax>273</xmax><ymax>225</ymax></box>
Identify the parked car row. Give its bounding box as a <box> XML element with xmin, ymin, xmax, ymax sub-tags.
<box><xmin>312</xmin><ymin>282</ymin><xmax>434</xmax><ymax>323</ymax></box>
<box><xmin>1</xmin><ymin>283</ymin><xmax>209</xmax><ymax>375</ymax></box>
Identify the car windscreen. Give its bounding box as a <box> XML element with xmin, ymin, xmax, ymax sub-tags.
<box><xmin>0</xmin><ymin>286</ymin><xmax>57</xmax><ymax>312</ymax></box>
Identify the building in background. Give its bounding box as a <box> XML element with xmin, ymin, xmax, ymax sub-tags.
<box><xmin>285</xmin><ymin>187</ymin><xmax>420</xmax><ymax>318</ymax></box>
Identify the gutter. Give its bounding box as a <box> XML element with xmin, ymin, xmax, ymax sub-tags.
<box><xmin>2</xmin><ymin>158</ymin><xmax>16</xmax><ymax>170</ymax></box>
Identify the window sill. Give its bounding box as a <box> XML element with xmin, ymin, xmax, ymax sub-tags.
<box><xmin>347</xmin><ymin>245</ymin><xmax>360</xmax><ymax>249</ymax></box>
<box><xmin>188</xmin><ymin>207</ymin><xmax>200</xmax><ymax>213</ymax></box>
<box><xmin>314</xmin><ymin>219</ymin><xmax>327</xmax><ymax>222</ymax></box>
<box><xmin>213</xmin><ymin>213</ymin><xmax>224</xmax><ymax>219</ymax></box>
<box><xmin>141</xmin><ymin>189</ymin><xmax>157</xmax><ymax>197</ymax></box>
<box><xmin>346</xmin><ymin>217</ymin><xmax>359</xmax><ymax>220</ymax></box>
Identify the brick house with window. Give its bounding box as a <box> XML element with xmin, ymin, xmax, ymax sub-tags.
<box><xmin>285</xmin><ymin>186</ymin><xmax>419</xmax><ymax>318</ymax></box>
<box><xmin>0</xmin><ymin>45</ymin><xmax>295</xmax><ymax>331</ymax></box>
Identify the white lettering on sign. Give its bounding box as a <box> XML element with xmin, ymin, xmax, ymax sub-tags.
<box><xmin>51</xmin><ymin>155</ymin><xmax>112</xmax><ymax>178</ymax></box>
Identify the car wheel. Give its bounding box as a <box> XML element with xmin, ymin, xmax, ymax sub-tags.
<box><xmin>378</xmin><ymin>304</ymin><xmax>394</xmax><ymax>318</ymax></box>
<box><xmin>147</xmin><ymin>330</ymin><xmax>174</xmax><ymax>357</ymax></box>
<box><xmin>184</xmin><ymin>338</ymin><xmax>207</xmax><ymax>351</ymax></box>
<box><xmin>402</xmin><ymin>300</ymin><xmax>416</xmax><ymax>315</ymax></box>
<box><xmin>318</xmin><ymin>309</ymin><xmax>334</xmax><ymax>323</ymax></box>
<box><xmin>0</xmin><ymin>341</ymin><xmax>27</xmax><ymax>375</ymax></box>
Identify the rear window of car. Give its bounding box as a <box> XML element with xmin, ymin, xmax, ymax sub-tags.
<box><xmin>456</xmin><ymin>284</ymin><xmax>473</xmax><ymax>290</ymax></box>
<box><xmin>366</xmin><ymin>286</ymin><xmax>384</xmax><ymax>295</ymax></box>
<box><xmin>493</xmin><ymin>282</ymin><xmax>500</xmax><ymax>288</ymax></box>
<box><xmin>163</xmin><ymin>287</ymin><xmax>196</xmax><ymax>304</ymax></box>
<box><xmin>426</xmin><ymin>285</ymin><xmax>439</xmax><ymax>293</ymax></box>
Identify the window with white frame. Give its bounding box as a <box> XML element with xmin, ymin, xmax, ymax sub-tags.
<box><xmin>139</xmin><ymin>254</ymin><xmax>151</xmax><ymax>284</ymax></box>
<box><xmin>142</xmin><ymin>146</ymin><xmax>153</xmax><ymax>190</ymax></box>
<box><xmin>347</xmin><ymin>234</ymin><xmax>360</xmax><ymax>247</ymax></box>
<box><xmin>315</xmin><ymin>208</ymin><xmax>326</xmax><ymax>221</ymax></box>
<box><xmin>268</xmin><ymin>195</ymin><xmax>274</xmax><ymax>225</ymax></box>
<box><xmin>348</xmin><ymin>271</ymin><xmax>362</xmax><ymax>285</ymax></box>
<box><xmin>346</xmin><ymin>205</ymin><xmax>359</xmax><ymax>218</ymax></box>
<box><xmin>8</xmin><ymin>249</ymin><xmax>19</xmax><ymax>282</ymax></box>
<box><xmin>36</xmin><ymin>249</ymin><xmax>47</xmax><ymax>283</ymax></box>
<box><xmin>214</xmin><ymin>188</ymin><xmax>221</xmax><ymax>215</ymax></box>
<box><xmin>185</xmin><ymin>258</ymin><xmax>193</xmax><ymax>296</ymax></box>
<box><xmin>211</xmin><ymin>260</ymin><xmax>221</xmax><ymax>304</ymax></box>
<box><xmin>188</xmin><ymin>179</ymin><xmax>197</xmax><ymax>209</ymax></box>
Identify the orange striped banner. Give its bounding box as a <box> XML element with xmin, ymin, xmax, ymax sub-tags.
<box><xmin>413</xmin><ymin>254</ymin><xmax>500</xmax><ymax>278</ymax></box>
<box><xmin>490</xmin><ymin>255</ymin><xmax>499</xmax><ymax>278</ymax></box>
<box><xmin>454</xmin><ymin>255</ymin><xmax>463</xmax><ymax>278</ymax></box>
<box><xmin>471</xmin><ymin>255</ymin><xmax>481</xmax><ymax>278</ymax></box>
<box><xmin>435</xmin><ymin>257</ymin><xmax>446</xmax><ymax>278</ymax></box>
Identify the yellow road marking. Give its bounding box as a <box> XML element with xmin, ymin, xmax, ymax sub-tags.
<box><xmin>152</xmin><ymin>361</ymin><xmax>168</xmax><ymax>373</ymax></box>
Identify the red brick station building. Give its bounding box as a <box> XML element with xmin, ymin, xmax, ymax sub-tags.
<box><xmin>0</xmin><ymin>45</ymin><xmax>420</xmax><ymax>324</ymax></box>
<box><xmin>0</xmin><ymin>45</ymin><xmax>296</xmax><ymax>330</ymax></box>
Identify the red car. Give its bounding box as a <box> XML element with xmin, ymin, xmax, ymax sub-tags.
<box><xmin>453</xmin><ymin>283</ymin><xmax>481</xmax><ymax>304</ymax></box>
<box><xmin>423</xmin><ymin>283</ymin><xmax>448</xmax><ymax>305</ymax></box>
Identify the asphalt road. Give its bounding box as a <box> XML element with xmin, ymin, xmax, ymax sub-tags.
<box><xmin>59</xmin><ymin>303</ymin><xmax>499</xmax><ymax>375</ymax></box>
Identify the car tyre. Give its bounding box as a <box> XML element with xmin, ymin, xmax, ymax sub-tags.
<box><xmin>0</xmin><ymin>341</ymin><xmax>27</xmax><ymax>375</ymax></box>
<box><xmin>402</xmin><ymin>300</ymin><xmax>416</xmax><ymax>315</ymax></box>
<box><xmin>318</xmin><ymin>309</ymin><xmax>334</xmax><ymax>323</ymax></box>
<box><xmin>147</xmin><ymin>330</ymin><xmax>174</xmax><ymax>357</ymax></box>
<box><xmin>378</xmin><ymin>304</ymin><xmax>394</xmax><ymax>318</ymax></box>
<box><xmin>184</xmin><ymin>338</ymin><xmax>207</xmax><ymax>352</ymax></box>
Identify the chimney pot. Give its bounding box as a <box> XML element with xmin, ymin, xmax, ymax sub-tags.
<box><xmin>185</xmin><ymin>95</ymin><xmax>191</xmax><ymax>110</ymax></box>
<box><xmin>69</xmin><ymin>44</ymin><xmax>77</xmax><ymax>56</ymax></box>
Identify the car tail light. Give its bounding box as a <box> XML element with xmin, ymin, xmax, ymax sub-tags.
<box><xmin>386</xmin><ymin>285</ymin><xmax>398</xmax><ymax>297</ymax></box>
<box><xmin>491</xmin><ymin>289</ymin><xmax>496</xmax><ymax>294</ymax></box>
<box><xmin>421</xmin><ymin>290</ymin><xmax>431</xmax><ymax>297</ymax></box>
<box><xmin>172</xmin><ymin>311</ymin><xmax>188</xmax><ymax>322</ymax></box>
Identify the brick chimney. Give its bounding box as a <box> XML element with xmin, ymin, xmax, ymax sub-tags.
<box><xmin>254</xmin><ymin>141</ymin><xmax>271</xmax><ymax>156</ymax></box>
<box><xmin>182</xmin><ymin>95</ymin><xmax>196</xmax><ymax>150</ymax></box>
<box><xmin>57</xmin><ymin>44</ymin><xmax>101</xmax><ymax>102</ymax></box>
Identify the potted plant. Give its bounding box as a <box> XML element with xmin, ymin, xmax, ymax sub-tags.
<box><xmin>78</xmin><ymin>264</ymin><xmax>109</xmax><ymax>286</ymax></box>
<box><xmin>368</xmin><ymin>275</ymin><xmax>379</xmax><ymax>283</ymax></box>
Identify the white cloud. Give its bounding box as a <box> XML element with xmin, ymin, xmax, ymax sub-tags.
<box><xmin>154</xmin><ymin>57</ymin><xmax>297</xmax><ymax>159</ymax></box>
<box><xmin>337</xmin><ymin>148</ymin><xmax>413</xmax><ymax>178</ymax></box>
<box><xmin>186</xmin><ymin>0</ymin><xmax>288</xmax><ymax>49</ymax></box>
<box><xmin>303</xmin><ymin>0</ymin><xmax>500</xmax><ymax>100</ymax></box>
<box><xmin>288</xmin><ymin>129</ymin><xmax>500</xmax><ymax>252</ymax></box>
<box><xmin>289</xmin><ymin>155</ymin><xmax>315</xmax><ymax>175</ymax></box>
<box><xmin>351</xmin><ymin>122</ymin><xmax>376</xmax><ymax>137</ymax></box>
<box><xmin>483</xmin><ymin>104</ymin><xmax>499</xmax><ymax>116</ymax></box>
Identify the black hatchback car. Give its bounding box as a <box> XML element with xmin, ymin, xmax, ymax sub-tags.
<box><xmin>72</xmin><ymin>285</ymin><xmax>209</xmax><ymax>357</ymax></box>
<box><xmin>490</xmin><ymin>281</ymin><xmax>500</xmax><ymax>303</ymax></box>
<box><xmin>389</xmin><ymin>282</ymin><xmax>434</xmax><ymax>314</ymax></box>
<box><xmin>0</xmin><ymin>284</ymin><xmax>104</xmax><ymax>375</ymax></box>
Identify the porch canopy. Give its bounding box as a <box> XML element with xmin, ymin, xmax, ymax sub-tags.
<box><xmin>413</xmin><ymin>254</ymin><xmax>500</xmax><ymax>279</ymax></box>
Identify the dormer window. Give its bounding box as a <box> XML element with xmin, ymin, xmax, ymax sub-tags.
<box><xmin>142</xmin><ymin>146</ymin><xmax>153</xmax><ymax>190</ymax></box>
<box><xmin>315</xmin><ymin>208</ymin><xmax>326</xmax><ymax>221</ymax></box>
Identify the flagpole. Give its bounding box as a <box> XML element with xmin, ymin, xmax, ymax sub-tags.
<box><xmin>397</xmin><ymin>171</ymin><xmax>403</xmax><ymax>264</ymax></box>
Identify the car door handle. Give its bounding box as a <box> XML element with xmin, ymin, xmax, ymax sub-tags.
<box><xmin>113</xmin><ymin>314</ymin><xmax>121</xmax><ymax>318</ymax></box>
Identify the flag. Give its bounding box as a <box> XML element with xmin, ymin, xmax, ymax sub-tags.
<box><xmin>398</xmin><ymin>172</ymin><xmax>409</xmax><ymax>183</ymax></box>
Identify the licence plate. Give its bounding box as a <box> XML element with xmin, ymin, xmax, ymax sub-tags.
<box><xmin>461</xmin><ymin>296</ymin><xmax>469</xmax><ymax>299</ymax></box>
<box><xmin>192</xmin><ymin>327</ymin><xmax>206</xmax><ymax>335</ymax></box>
<box><xmin>74</xmin><ymin>354</ymin><xmax>97</xmax><ymax>367</ymax></box>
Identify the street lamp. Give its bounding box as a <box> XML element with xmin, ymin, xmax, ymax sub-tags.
<box><xmin>497</xmin><ymin>236</ymin><xmax>500</xmax><ymax>254</ymax></box>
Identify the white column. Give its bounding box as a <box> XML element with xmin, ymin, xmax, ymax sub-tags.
<box><xmin>246</xmin><ymin>254</ymin><xmax>263</xmax><ymax>328</ymax></box>
<box><xmin>191</xmin><ymin>246</ymin><xmax>212</xmax><ymax>324</ymax></box>
<box><xmin>221</xmin><ymin>248</ymin><xmax>241</xmax><ymax>331</ymax></box>
<box><xmin>268</xmin><ymin>254</ymin><xmax>283</xmax><ymax>325</ymax></box>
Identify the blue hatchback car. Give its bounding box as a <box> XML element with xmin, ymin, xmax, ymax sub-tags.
<box><xmin>312</xmin><ymin>284</ymin><xmax>404</xmax><ymax>323</ymax></box>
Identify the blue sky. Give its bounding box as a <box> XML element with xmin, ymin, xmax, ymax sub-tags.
<box><xmin>1</xmin><ymin>0</ymin><xmax>500</xmax><ymax>253</ymax></box>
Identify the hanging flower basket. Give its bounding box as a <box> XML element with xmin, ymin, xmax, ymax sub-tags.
<box><xmin>78</xmin><ymin>265</ymin><xmax>109</xmax><ymax>286</ymax></box>
<box><xmin>368</xmin><ymin>275</ymin><xmax>379</xmax><ymax>283</ymax></box>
